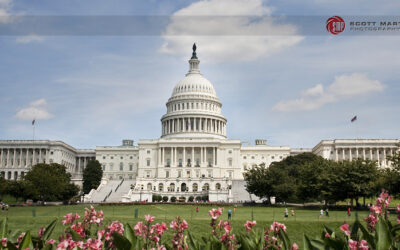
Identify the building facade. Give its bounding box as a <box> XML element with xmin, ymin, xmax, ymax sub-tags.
<box><xmin>0</xmin><ymin>45</ymin><xmax>399</xmax><ymax>202</ymax></box>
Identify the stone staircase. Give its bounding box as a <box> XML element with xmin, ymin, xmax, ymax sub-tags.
<box><xmin>106</xmin><ymin>179</ymin><xmax>135</xmax><ymax>202</ymax></box>
<box><xmin>88</xmin><ymin>180</ymin><xmax>122</xmax><ymax>203</ymax></box>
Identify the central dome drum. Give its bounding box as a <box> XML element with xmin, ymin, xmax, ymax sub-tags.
<box><xmin>161</xmin><ymin>44</ymin><xmax>227</xmax><ymax>139</ymax></box>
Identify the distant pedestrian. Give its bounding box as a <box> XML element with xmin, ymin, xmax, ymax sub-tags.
<box><xmin>234</xmin><ymin>204</ymin><xmax>237</xmax><ymax>212</ymax></box>
<box><xmin>196</xmin><ymin>206</ymin><xmax>199</xmax><ymax>213</ymax></box>
<box><xmin>320</xmin><ymin>209</ymin><xmax>324</xmax><ymax>217</ymax></box>
<box><xmin>284</xmin><ymin>208</ymin><xmax>288</xmax><ymax>218</ymax></box>
<box><xmin>228</xmin><ymin>209</ymin><xmax>232</xmax><ymax>220</ymax></box>
<box><xmin>325</xmin><ymin>208</ymin><xmax>329</xmax><ymax>217</ymax></box>
<box><xmin>347</xmin><ymin>207</ymin><xmax>351</xmax><ymax>217</ymax></box>
<box><xmin>291</xmin><ymin>209</ymin><xmax>295</xmax><ymax>217</ymax></box>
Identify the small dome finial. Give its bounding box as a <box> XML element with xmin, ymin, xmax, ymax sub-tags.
<box><xmin>191</xmin><ymin>43</ymin><xmax>197</xmax><ymax>59</ymax></box>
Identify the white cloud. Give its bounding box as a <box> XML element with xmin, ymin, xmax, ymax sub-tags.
<box><xmin>160</xmin><ymin>0</ymin><xmax>303</xmax><ymax>63</ymax></box>
<box><xmin>16</xmin><ymin>34</ymin><xmax>45</xmax><ymax>44</ymax></box>
<box><xmin>0</xmin><ymin>0</ymin><xmax>12</xmax><ymax>23</ymax></box>
<box><xmin>15</xmin><ymin>98</ymin><xmax>54</xmax><ymax>121</ymax></box>
<box><xmin>272</xmin><ymin>73</ymin><xmax>385</xmax><ymax>112</ymax></box>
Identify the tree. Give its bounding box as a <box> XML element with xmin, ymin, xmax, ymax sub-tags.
<box><xmin>82</xmin><ymin>160</ymin><xmax>103</xmax><ymax>194</ymax></box>
<box><xmin>0</xmin><ymin>177</ymin><xmax>9</xmax><ymax>200</ymax></box>
<box><xmin>24</xmin><ymin>163</ymin><xmax>79</xmax><ymax>201</ymax></box>
<box><xmin>6</xmin><ymin>180</ymin><xmax>25</xmax><ymax>202</ymax></box>
<box><xmin>243</xmin><ymin>163</ymin><xmax>274</xmax><ymax>203</ymax></box>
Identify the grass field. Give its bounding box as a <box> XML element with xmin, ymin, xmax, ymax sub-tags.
<box><xmin>1</xmin><ymin>204</ymin><xmax>398</xmax><ymax>246</ymax></box>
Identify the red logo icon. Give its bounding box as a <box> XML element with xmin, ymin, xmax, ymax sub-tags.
<box><xmin>326</xmin><ymin>16</ymin><xmax>345</xmax><ymax>35</ymax></box>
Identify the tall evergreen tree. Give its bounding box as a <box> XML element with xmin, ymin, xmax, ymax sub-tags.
<box><xmin>82</xmin><ymin>160</ymin><xmax>103</xmax><ymax>194</ymax></box>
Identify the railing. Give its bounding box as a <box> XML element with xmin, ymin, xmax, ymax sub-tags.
<box><xmin>165</xmin><ymin>164</ymin><xmax>170</xmax><ymax>168</ymax></box>
<box><xmin>115</xmin><ymin>178</ymin><xmax>124</xmax><ymax>192</ymax></box>
<box><xmin>195</xmin><ymin>164</ymin><xmax>200</xmax><ymax>167</ymax></box>
<box><xmin>103</xmin><ymin>189</ymin><xmax>112</xmax><ymax>202</ymax></box>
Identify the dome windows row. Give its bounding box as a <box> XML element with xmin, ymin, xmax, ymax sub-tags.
<box><xmin>174</xmin><ymin>83</ymin><xmax>213</xmax><ymax>94</ymax></box>
<box><xmin>167</xmin><ymin>101</ymin><xmax>220</xmax><ymax>113</ymax></box>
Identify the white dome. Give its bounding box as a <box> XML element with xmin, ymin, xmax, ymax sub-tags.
<box><xmin>172</xmin><ymin>73</ymin><xmax>217</xmax><ymax>98</ymax></box>
<box><xmin>161</xmin><ymin>44</ymin><xmax>227</xmax><ymax>139</ymax></box>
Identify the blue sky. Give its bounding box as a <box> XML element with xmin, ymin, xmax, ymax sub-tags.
<box><xmin>0</xmin><ymin>0</ymin><xmax>399</xmax><ymax>149</ymax></box>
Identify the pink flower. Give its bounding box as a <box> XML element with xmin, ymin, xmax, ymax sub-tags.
<box><xmin>269</xmin><ymin>221</ymin><xmax>287</xmax><ymax>233</ymax></box>
<box><xmin>324</xmin><ymin>232</ymin><xmax>331</xmax><ymax>238</ymax></box>
<box><xmin>38</xmin><ymin>227</ymin><xmax>46</xmax><ymax>239</ymax></box>
<box><xmin>244</xmin><ymin>220</ymin><xmax>256</xmax><ymax>232</ymax></box>
<box><xmin>291</xmin><ymin>242</ymin><xmax>299</xmax><ymax>250</ymax></box>
<box><xmin>340</xmin><ymin>223</ymin><xmax>351</xmax><ymax>236</ymax></box>
<box><xmin>134</xmin><ymin>221</ymin><xmax>147</xmax><ymax>236</ymax></box>
<box><xmin>61</xmin><ymin>213</ymin><xmax>80</xmax><ymax>225</ymax></box>
<box><xmin>108</xmin><ymin>221</ymin><xmax>124</xmax><ymax>235</ymax></box>
<box><xmin>71</xmin><ymin>222</ymin><xmax>86</xmax><ymax>238</ymax></box>
<box><xmin>47</xmin><ymin>239</ymin><xmax>56</xmax><ymax>245</ymax></box>
<box><xmin>359</xmin><ymin>240</ymin><xmax>369</xmax><ymax>250</ymax></box>
<box><xmin>208</xmin><ymin>208</ymin><xmax>223</xmax><ymax>220</ymax></box>
<box><xmin>145</xmin><ymin>214</ymin><xmax>155</xmax><ymax>223</ymax></box>
<box><xmin>1</xmin><ymin>238</ymin><xmax>7</xmax><ymax>248</ymax></box>
<box><xmin>348</xmin><ymin>239</ymin><xmax>358</xmax><ymax>250</ymax></box>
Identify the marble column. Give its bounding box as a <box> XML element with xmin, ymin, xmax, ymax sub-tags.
<box><xmin>335</xmin><ymin>149</ymin><xmax>338</xmax><ymax>161</ymax></box>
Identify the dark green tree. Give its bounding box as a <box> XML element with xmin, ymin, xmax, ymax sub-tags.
<box><xmin>6</xmin><ymin>180</ymin><xmax>25</xmax><ymax>202</ymax></box>
<box><xmin>24</xmin><ymin>163</ymin><xmax>79</xmax><ymax>201</ymax></box>
<box><xmin>82</xmin><ymin>160</ymin><xmax>103</xmax><ymax>194</ymax></box>
<box><xmin>243</xmin><ymin>163</ymin><xmax>274</xmax><ymax>203</ymax></box>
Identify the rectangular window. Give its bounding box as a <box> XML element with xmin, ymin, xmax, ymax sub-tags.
<box><xmin>178</xmin><ymin>171</ymin><xmax>182</xmax><ymax>178</ymax></box>
<box><xmin>146</xmin><ymin>171</ymin><xmax>150</xmax><ymax>178</ymax></box>
<box><xmin>187</xmin><ymin>171</ymin><xmax>190</xmax><ymax>178</ymax></box>
<box><xmin>229</xmin><ymin>159</ymin><xmax>232</xmax><ymax>166</ymax></box>
<box><xmin>166</xmin><ymin>171</ymin><xmax>169</xmax><ymax>178</ymax></box>
<box><xmin>129</xmin><ymin>164</ymin><xmax>133</xmax><ymax>171</ymax></box>
<box><xmin>102</xmin><ymin>165</ymin><xmax>106</xmax><ymax>171</ymax></box>
<box><xmin>196</xmin><ymin>170</ymin><xmax>200</xmax><ymax>177</ymax></box>
<box><xmin>208</xmin><ymin>170</ymin><xmax>212</xmax><ymax>178</ymax></box>
<box><xmin>120</xmin><ymin>165</ymin><xmax>123</xmax><ymax>171</ymax></box>
<box><xmin>147</xmin><ymin>159</ymin><xmax>150</xmax><ymax>166</ymax></box>
<box><xmin>229</xmin><ymin>171</ymin><xmax>232</xmax><ymax>178</ymax></box>
<box><xmin>147</xmin><ymin>150</ymin><xmax>150</xmax><ymax>154</ymax></box>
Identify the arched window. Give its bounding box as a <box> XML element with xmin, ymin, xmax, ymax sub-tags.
<box><xmin>159</xmin><ymin>183</ymin><xmax>164</xmax><ymax>191</ymax></box>
<box><xmin>202</xmin><ymin>183</ymin><xmax>209</xmax><ymax>191</ymax></box>
<box><xmin>147</xmin><ymin>183</ymin><xmax>152</xmax><ymax>191</ymax></box>
<box><xmin>169</xmin><ymin>183</ymin><xmax>175</xmax><ymax>192</ymax></box>
<box><xmin>181</xmin><ymin>183</ymin><xmax>187</xmax><ymax>192</ymax></box>
<box><xmin>192</xmin><ymin>183</ymin><xmax>198</xmax><ymax>192</ymax></box>
<box><xmin>215</xmin><ymin>183</ymin><xmax>221</xmax><ymax>190</ymax></box>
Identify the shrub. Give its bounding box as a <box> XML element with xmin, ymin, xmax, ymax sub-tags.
<box><xmin>201</xmin><ymin>195</ymin><xmax>209</xmax><ymax>202</ymax></box>
<box><xmin>162</xmin><ymin>196</ymin><xmax>168</xmax><ymax>202</ymax></box>
<box><xmin>170</xmin><ymin>196</ymin><xmax>177</xmax><ymax>202</ymax></box>
<box><xmin>178</xmin><ymin>196</ymin><xmax>186</xmax><ymax>202</ymax></box>
<box><xmin>195</xmin><ymin>196</ymin><xmax>202</xmax><ymax>201</ymax></box>
<box><xmin>188</xmin><ymin>196</ymin><xmax>194</xmax><ymax>202</ymax></box>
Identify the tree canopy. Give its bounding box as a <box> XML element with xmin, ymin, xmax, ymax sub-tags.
<box><xmin>244</xmin><ymin>153</ymin><xmax>382</xmax><ymax>205</ymax></box>
<box><xmin>24</xmin><ymin>163</ymin><xmax>79</xmax><ymax>201</ymax></box>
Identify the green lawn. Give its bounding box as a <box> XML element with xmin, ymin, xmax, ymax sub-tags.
<box><xmin>0</xmin><ymin>204</ymin><xmax>397</xmax><ymax>246</ymax></box>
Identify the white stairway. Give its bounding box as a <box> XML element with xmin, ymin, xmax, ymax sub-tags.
<box><xmin>89</xmin><ymin>180</ymin><xmax>122</xmax><ymax>203</ymax></box>
<box><xmin>106</xmin><ymin>180</ymin><xmax>135</xmax><ymax>202</ymax></box>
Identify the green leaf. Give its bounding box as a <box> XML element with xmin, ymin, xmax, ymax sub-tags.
<box><xmin>376</xmin><ymin>219</ymin><xmax>392</xmax><ymax>250</ymax></box>
<box><xmin>303</xmin><ymin>234</ymin><xmax>314</xmax><ymax>250</ymax></box>
<box><xmin>358</xmin><ymin>222</ymin><xmax>376</xmax><ymax>249</ymax></box>
<box><xmin>19</xmin><ymin>231</ymin><xmax>34</xmax><ymax>250</ymax></box>
<box><xmin>187</xmin><ymin>230</ymin><xmax>201</xmax><ymax>250</ymax></box>
<box><xmin>310</xmin><ymin>239</ymin><xmax>326</xmax><ymax>250</ymax></box>
<box><xmin>112</xmin><ymin>232</ymin><xmax>132</xmax><ymax>250</ymax></box>
<box><xmin>278</xmin><ymin>228</ymin><xmax>291</xmax><ymax>250</ymax></box>
<box><xmin>43</xmin><ymin>219</ymin><xmax>57</xmax><ymax>241</ymax></box>
<box><xmin>0</xmin><ymin>218</ymin><xmax>7</xmax><ymax>238</ymax></box>
<box><xmin>123</xmin><ymin>223</ymin><xmax>137</xmax><ymax>246</ymax></box>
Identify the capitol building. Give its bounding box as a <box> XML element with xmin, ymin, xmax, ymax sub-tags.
<box><xmin>0</xmin><ymin>45</ymin><xmax>399</xmax><ymax>203</ymax></box>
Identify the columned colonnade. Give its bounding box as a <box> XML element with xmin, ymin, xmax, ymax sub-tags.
<box><xmin>158</xmin><ymin>146</ymin><xmax>218</xmax><ymax>167</ymax></box>
<box><xmin>334</xmin><ymin>146</ymin><xmax>398</xmax><ymax>166</ymax></box>
<box><xmin>162</xmin><ymin>117</ymin><xmax>226</xmax><ymax>136</ymax></box>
